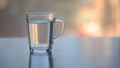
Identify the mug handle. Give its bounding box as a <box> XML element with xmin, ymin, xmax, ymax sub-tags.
<box><xmin>53</xmin><ymin>18</ymin><xmax>65</xmax><ymax>40</ymax></box>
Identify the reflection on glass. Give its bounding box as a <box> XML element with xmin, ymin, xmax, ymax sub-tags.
<box><xmin>27</xmin><ymin>12</ymin><xmax>54</xmax><ymax>49</ymax></box>
<box><xmin>29</xmin><ymin>23</ymin><xmax>49</xmax><ymax>48</ymax></box>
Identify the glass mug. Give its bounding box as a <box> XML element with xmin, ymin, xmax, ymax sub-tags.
<box><xmin>26</xmin><ymin>12</ymin><xmax>64</xmax><ymax>68</ymax></box>
<box><xmin>26</xmin><ymin>12</ymin><xmax>64</xmax><ymax>54</ymax></box>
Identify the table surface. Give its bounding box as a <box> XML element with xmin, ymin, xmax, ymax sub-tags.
<box><xmin>0</xmin><ymin>37</ymin><xmax>120</xmax><ymax>68</ymax></box>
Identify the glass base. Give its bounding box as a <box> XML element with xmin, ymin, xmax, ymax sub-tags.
<box><xmin>31</xmin><ymin>46</ymin><xmax>48</xmax><ymax>56</ymax></box>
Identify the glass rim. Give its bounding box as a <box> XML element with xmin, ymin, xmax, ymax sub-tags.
<box><xmin>26</xmin><ymin>12</ymin><xmax>55</xmax><ymax>16</ymax></box>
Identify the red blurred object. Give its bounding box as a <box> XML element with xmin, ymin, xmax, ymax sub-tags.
<box><xmin>78</xmin><ymin>28</ymin><xmax>93</xmax><ymax>38</ymax></box>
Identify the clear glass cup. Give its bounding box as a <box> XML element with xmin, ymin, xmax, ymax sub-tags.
<box><xmin>26</xmin><ymin>12</ymin><xmax>64</xmax><ymax>55</ymax></box>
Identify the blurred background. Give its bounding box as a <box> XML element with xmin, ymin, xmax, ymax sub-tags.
<box><xmin>0</xmin><ymin>0</ymin><xmax>120</xmax><ymax>68</ymax></box>
<box><xmin>0</xmin><ymin>0</ymin><xmax>119</xmax><ymax>37</ymax></box>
